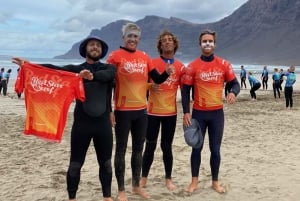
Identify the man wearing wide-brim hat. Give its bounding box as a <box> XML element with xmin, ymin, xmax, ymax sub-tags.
<box><xmin>12</xmin><ymin>35</ymin><xmax>116</xmax><ymax>201</ymax></box>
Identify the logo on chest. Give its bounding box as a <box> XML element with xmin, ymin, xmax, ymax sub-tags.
<box><xmin>123</xmin><ymin>61</ymin><xmax>147</xmax><ymax>74</ymax></box>
<box><xmin>199</xmin><ymin>71</ymin><xmax>223</xmax><ymax>82</ymax></box>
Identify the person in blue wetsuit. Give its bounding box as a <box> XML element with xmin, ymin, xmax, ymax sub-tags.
<box><xmin>272</xmin><ymin>68</ymin><xmax>281</xmax><ymax>99</ymax></box>
<box><xmin>0</xmin><ymin>68</ymin><xmax>12</xmax><ymax>96</ymax></box>
<box><xmin>248</xmin><ymin>71</ymin><xmax>261</xmax><ymax>100</ymax></box>
<box><xmin>279</xmin><ymin>68</ymin><xmax>284</xmax><ymax>91</ymax></box>
<box><xmin>240</xmin><ymin>65</ymin><xmax>247</xmax><ymax>89</ymax></box>
<box><xmin>261</xmin><ymin>65</ymin><xmax>269</xmax><ymax>90</ymax></box>
<box><xmin>284</xmin><ymin>66</ymin><xmax>296</xmax><ymax>110</ymax></box>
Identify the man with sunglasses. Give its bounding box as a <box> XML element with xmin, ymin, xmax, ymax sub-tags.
<box><xmin>181</xmin><ymin>30</ymin><xmax>240</xmax><ymax>193</ymax></box>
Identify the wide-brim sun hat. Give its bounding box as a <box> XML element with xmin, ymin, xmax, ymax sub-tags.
<box><xmin>183</xmin><ymin>119</ymin><xmax>203</xmax><ymax>149</ymax></box>
<box><xmin>79</xmin><ymin>35</ymin><xmax>108</xmax><ymax>59</ymax></box>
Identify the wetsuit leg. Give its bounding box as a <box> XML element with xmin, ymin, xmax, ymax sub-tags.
<box><xmin>273</xmin><ymin>82</ymin><xmax>277</xmax><ymax>98</ymax></box>
<box><xmin>290</xmin><ymin>87</ymin><xmax>294</xmax><ymax>107</ymax></box>
<box><xmin>114</xmin><ymin>110</ymin><xmax>131</xmax><ymax>191</ymax></box>
<box><xmin>285</xmin><ymin>87</ymin><xmax>293</xmax><ymax>108</ymax></box>
<box><xmin>190</xmin><ymin>110</ymin><xmax>207</xmax><ymax>177</ymax></box>
<box><xmin>250</xmin><ymin>88</ymin><xmax>254</xmax><ymax>98</ymax></box>
<box><xmin>160</xmin><ymin>115</ymin><xmax>177</xmax><ymax>179</ymax></box>
<box><xmin>67</xmin><ymin>119</ymin><xmax>93</xmax><ymax>199</ymax></box>
<box><xmin>253</xmin><ymin>83</ymin><xmax>261</xmax><ymax>99</ymax></box>
<box><xmin>207</xmin><ymin>109</ymin><xmax>224</xmax><ymax>181</ymax></box>
<box><xmin>285</xmin><ymin>87</ymin><xmax>290</xmax><ymax>107</ymax></box>
<box><xmin>276</xmin><ymin>81</ymin><xmax>281</xmax><ymax>98</ymax></box>
<box><xmin>191</xmin><ymin>109</ymin><xmax>224</xmax><ymax>181</ymax></box>
<box><xmin>2</xmin><ymin>80</ymin><xmax>7</xmax><ymax>95</ymax></box>
<box><xmin>243</xmin><ymin>78</ymin><xmax>247</xmax><ymax>88</ymax></box>
<box><xmin>274</xmin><ymin>81</ymin><xmax>280</xmax><ymax>98</ymax></box>
<box><xmin>142</xmin><ymin>115</ymin><xmax>161</xmax><ymax>178</ymax></box>
<box><xmin>93</xmin><ymin>112</ymin><xmax>113</xmax><ymax>198</ymax></box>
<box><xmin>130</xmin><ymin>110</ymin><xmax>148</xmax><ymax>187</ymax></box>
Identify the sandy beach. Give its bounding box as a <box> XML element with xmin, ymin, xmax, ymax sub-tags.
<box><xmin>1</xmin><ymin>77</ymin><xmax>300</xmax><ymax>201</ymax></box>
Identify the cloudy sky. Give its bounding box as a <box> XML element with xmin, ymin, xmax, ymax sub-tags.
<box><xmin>0</xmin><ymin>0</ymin><xmax>248</xmax><ymax>58</ymax></box>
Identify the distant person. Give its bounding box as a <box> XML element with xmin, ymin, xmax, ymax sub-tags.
<box><xmin>140</xmin><ymin>30</ymin><xmax>184</xmax><ymax>191</ymax></box>
<box><xmin>261</xmin><ymin>65</ymin><xmax>269</xmax><ymax>90</ymax></box>
<box><xmin>106</xmin><ymin>23</ymin><xmax>174</xmax><ymax>201</ymax></box>
<box><xmin>13</xmin><ymin>35</ymin><xmax>116</xmax><ymax>201</ymax></box>
<box><xmin>181</xmin><ymin>29</ymin><xmax>240</xmax><ymax>194</ymax></box>
<box><xmin>240</xmin><ymin>65</ymin><xmax>247</xmax><ymax>89</ymax></box>
<box><xmin>279</xmin><ymin>68</ymin><xmax>284</xmax><ymax>91</ymax></box>
<box><xmin>248</xmin><ymin>71</ymin><xmax>261</xmax><ymax>100</ymax></box>
<box><xmin>272</xmin><ymin>68</ymin><xmax>281</xmax><ymax>99</ymax></box>
<box><xmin>0</xmin><ymin>68</ymin><xmax>12</xmax><ymax>96</ymax></box>
<box><xmin>284</xmin><ymin>66</ymin><xmax>296</xmax><ymax>110</ymax></box>
<box><xmin>0</xmin><ymin>67</ymin><xmax>5</xmax><ymax>94</ymax></box>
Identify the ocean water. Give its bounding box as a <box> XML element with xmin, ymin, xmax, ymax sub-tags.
<box><xmin>0</xmin><ymin>55</ymin><xmax>82</xmax><ymax>79</ymax></box>
<box><xmin>0</xmin><ymin>55</ymin><xmax>295</xmax><ymax>79</ymax></box>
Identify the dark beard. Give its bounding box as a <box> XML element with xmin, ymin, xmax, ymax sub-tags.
<box><xmin>86</xmin><ymin>51</ymin><xmax>101</xmax><ymax>61</ymax></box>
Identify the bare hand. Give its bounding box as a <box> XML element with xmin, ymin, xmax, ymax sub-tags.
<box><xmin>226</xmin><ymin>93</ymin><xmax>236</xmax><ymax>104</ymax></box>
<box><xmin>165</xmin><ymin>63</ymin><xmax>175</xmax><ymax>75</ymax></box>
<box><xmin>152</xmin><ymin>83</ymin><xmax>160</xmax><ymax>91</ymax></box>
<box><xmin>183</xmin><ymin>113</ymin><xmax>192</xmax><ymax>127</ymax></box>
<box><xmin>12</xmin><ymin>57</ymin><xmax>29</xmax><ymax>66</ymax></box>
<box><xmin>79</xmin><ymin>69</ymin><xmax>93</xmax><ymax>80</ymax></box>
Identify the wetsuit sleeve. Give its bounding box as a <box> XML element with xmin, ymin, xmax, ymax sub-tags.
<box><xmin>40</xmin><ymin>64</ymin><xmax>81</xmax><ymax>73</ymax></box>
<box><xmin>225</xmin><ymin>78</ymin><xmax>240</xmax><ymax>96</ymax></box>
<box><xmin>93</xmin><ymin>64</ymin><xmax>116</xmax><ymax>82</ymax></box>
<box><xmin>181</xmin><ymin>84</ymin><xmax>192</xmax><ymax>114</ymax></box>
<box><xmin>108</xmin><ymin>82</ymin><xmax>113</xmax><ymax>112</ymax></box>
<box><xmin>148</xmin><ymin>68</ymin><xmax>169</xmax><ymax>84</ymax></box>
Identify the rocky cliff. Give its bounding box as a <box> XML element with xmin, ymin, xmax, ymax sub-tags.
<box><xmin>55</xmin><ymin>0</ymin><xmax>300</xmax><ymax>65</ymax></box>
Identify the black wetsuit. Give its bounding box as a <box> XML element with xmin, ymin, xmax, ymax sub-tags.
<box><xmin>43</xmin><ymin>62</ymin><xmax>116</xmax><ymax>199</ymax></box>
<box><xmin>181</xmin><ymin>55</ymin><xmax>240</xmax><ymax>181</ymax></box>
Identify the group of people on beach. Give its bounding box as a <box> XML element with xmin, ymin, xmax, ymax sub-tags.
<box><xmin>238</xmin><ymin>65</ymin><xmax>296</xmax><ymax>109</ymax></box>
<box><xmin>0</xmin><ymin>67</ymin><xmax>12</xmax><ymax>96</ymax></box>
<box><xmin>12</xmin><ymin>22</ymin><xmax>268</xmax><ymax>201</ymax></box>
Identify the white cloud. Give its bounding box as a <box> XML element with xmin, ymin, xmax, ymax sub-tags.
<box><xmin>0</xmin><ymin>0</ymin><xmax>248</xmax><ymax>58</ymax></box>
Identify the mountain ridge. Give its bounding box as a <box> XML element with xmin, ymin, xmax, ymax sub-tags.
<box><xmin>55</xmin><ymin>0</ymin><xmax>300</xmax><ymax>66</ymax></box>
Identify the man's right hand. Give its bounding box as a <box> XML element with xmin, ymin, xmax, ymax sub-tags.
<box><xmin>11</xmin><ymin>57</ymin><xmax>29</xmax><ymax>66</ymax></box>
<box><xmin>183</xmin><ymin>113</ymin><xmax>192</xmax><ymax>127</ymax></box>
<box><xmin>165</xmin><ymin>63</ymin><xmax>175</xmax><ymax>75</ymax></box>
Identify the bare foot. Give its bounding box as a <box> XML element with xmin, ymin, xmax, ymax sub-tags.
<box><xmin>184</xmin><ymin>183</ymin><xmax>198</xmax><ymax>193</ymax></box>
<box><xmin>117</xmin><ymin>190</ymin><xmax>128</xmax><ymax>201</ymax></box>
<box><xmin>103</xmin><ymin>197</ymin><xmax>113</xmax><ymax>201</ymax></box>
<box><xmin>139</xmin><ymin>177</ymin><xmax>147</xmax><ymax>188</ymax></box>
<box><xmin>69</xmin><ymin>199</ymin><xmax>76</xmax><ymax>201</ymax></box>
<box><xmin>132</xmin><ymin>186</ymin><xmax>151</xmax><ymax>199</ymax></box>
<box><xmin>212</xmin><ymin>181</ymin><xmax>226</xmax><ymax>193</ymax></box>
<box><xmin>184</xmin><ymin>177</ymin><xmax>198</xmax><ymax>193</ymax></box>
<box><xmin>166</xmin><ymin>179</ymin><xmax>177</xmax><ymax>190</ymax></box>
